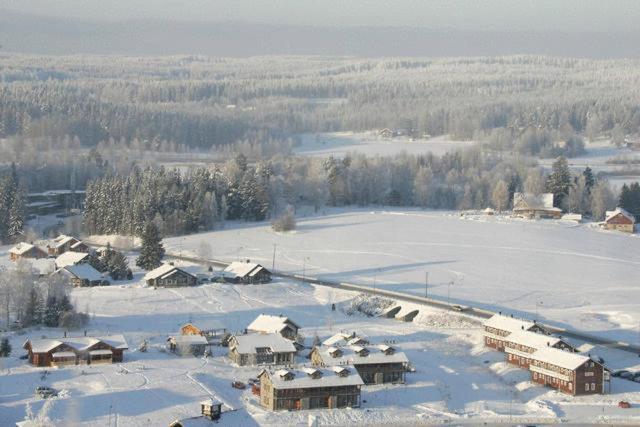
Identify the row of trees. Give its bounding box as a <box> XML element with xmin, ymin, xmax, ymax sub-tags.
<box><xmin>87</xmin><ymin>244</ymin><xmax>133</xmax><ymax>280</ymax></box>
<box><xmin>0</xmin><ymin>261</ymin><xmax>88</xmax><ymax>329</ymax></box>
<box><xmin>83</xmin><ymin>151</ymin><xmax>623</xmax><ymax>238</ymax></box>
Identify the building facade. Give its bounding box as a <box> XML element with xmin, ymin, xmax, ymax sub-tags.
<box><xmin>604</xmin><ymin>208</ymin><xmax>635</xmax><ymax>233</ymax></box>
<box><xmin>228</xmin><ymin>333</ymin><xmax>297</xmax><ymax>366</ymax></box>
<box><xmin>23</xmin><ymin>335</ymin><xmax>128</xmax><ymax>367</ymax></box>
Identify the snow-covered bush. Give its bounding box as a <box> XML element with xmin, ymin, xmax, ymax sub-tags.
<box><xmin>343</xmin><ymin>294</ymin><xmax>394</xmax><ymax>317</ymax></box>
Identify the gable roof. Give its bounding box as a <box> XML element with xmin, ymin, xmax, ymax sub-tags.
<box><xmin>605</xmin><ymin>207</ymin><xmax>636</xmax><ymax>224</ymax></box>
<box><xmin>55</xmin><ymin>251</ymin><xmax>89</xmax><ymax>268</ymax></box>
<box><xmin>52</xmin><ymin>234</ymin><xmax>79</xmax><ymax>248</ymax></box>
<box><xmin>483</xmin><ymin>314</ymin><xmax>539</xmax><ymax>334</ymax></box>
<box><xmin>264</xmin><ymin>366</ymin><xmax>364</xmax><ymax>390</ymax></box>
<box><xmin>513</xmin><ymin>192</ymin><xmax>560</xmax><ymax>211</ymax></box>
<box><xmin>9</xmin><ymin>242</ymin><xmax>39</xmax><ymax>255</ymax></box>
<box><xmin>247</xmin><ymin>314</ymin><xmax>300</xmax><ymax>333</ymax></box>
<box><xmin>504</xmin><ymin>330</ymin><xmax>564</xmax><ymax>350</ymax></box>
<box><xmin>224</xmin><ymin>261</ymin><xmax>268</xmax><ymax>278</ymax></box>
<box><xmin>230</xmin><ymin>333</ymin><xmax>297</xmax><ymax>354</ymax></box>
<box><xmin>25</xmin><ymin>335</ymin><xmax>128</xmax><ymax>353</ymax></box>
<box><xmin>170</xmin><ymin>334</ymin><xmax>208</xmax><ymax>345</ymax></box>
<box><xmin>144</xmin><ymin>264</ymin><xmax>195</xmax><ymax>281</ymax></box>
<box><xmin>59</xmin><ymin>264</ymin><xmax>103</xmax><ymax>282</ymax></box>
<box><xmin>313</xmin><ymin>344</ymin><xmax>409</xmax><ymax>366</ymax></box>
<box><xmin>322</xmin><ymin>332</ymin><xmax>353</xmax><ymax>347</ymax></box>
<box><xmin>530</xmin><ymin>346</ymin><xmax>593</xmax><ymax>370</ymax></box>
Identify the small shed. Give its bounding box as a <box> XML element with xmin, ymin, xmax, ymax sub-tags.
<box><xmin>201</xmin><ymin>398</ymin><xmax>222</xmax><ymax>420</ymax></box>
<box><xmin>168</xmin><ymin>334</ymin><xmax>208</xmax><ymax>357</ymax></box>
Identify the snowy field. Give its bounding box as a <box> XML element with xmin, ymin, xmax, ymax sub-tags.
<box><xmin>163</xmin><ymin>209</ymin><xmax>640</xmax><ymax>345</ymax></box>
<box><xmin>1</xmin><ymin>273</ymin><xmax>640</xmax><ymax>426</ymax></box>
<box><xmin>294</xmin><ymin>132</ymin><xmax>477</xmax><ymax>158</ymax></box>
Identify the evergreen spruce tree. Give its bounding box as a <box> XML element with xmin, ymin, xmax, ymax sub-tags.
<box><xmin>583</xmin><ymin>166</ymin><xmax>595</xmax><ymax>192</ymax></box>
<box><xmin>107</xmin><ymin>250</ymin><xmax>129</xmax><ymax>280</ymax></box>
<box><xmin>0</xmin><ymin>338</ymin><xmax>11</xmax><ymax>357</ymax></box>
<box><xmin>619</xmin><ymin>182</ymin><xmax>640</xmax><ymax>221</ymax></box>
<box><xmin>136</xmin><ymin>222</ymin><xmax>165</xmax><ymax>270</ymax></box>
<box><xmin>546</xmin><ymin>156</ymin><xmax>572</xmax><ymax>209</ymax></box>
<box><xmin>23</xmin><ymin>287</ymin><xmax>39</xmax><ymax>327</ymax></box>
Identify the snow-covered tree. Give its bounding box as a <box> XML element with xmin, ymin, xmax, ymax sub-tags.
<box><xmin>136</xmin><ymin>222</ymin><xmax>165</xmax><ymax>270</ymax></box>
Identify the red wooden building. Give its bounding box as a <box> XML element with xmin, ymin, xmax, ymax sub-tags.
<box><xmin>23</xmin><ymin>335</ymin><xmax>128</xmax><ymax>367</ymax></box>
<box><xmin>529</xmin><ymin>347</ymin><xmax>606</xmax><ymax>396</ymax></box>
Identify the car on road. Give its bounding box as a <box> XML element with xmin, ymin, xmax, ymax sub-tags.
<box><xmin>35</xmin><ymin>386</ymin><xmax>58</xmax><ymax>399</ymax></box>
<box><xmin>451</xmin><ymin>304</ymin><xmax>469</xmax><ymax>312</ymax></box>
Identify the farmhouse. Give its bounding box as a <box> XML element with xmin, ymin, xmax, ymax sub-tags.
<box><xmin>8</xmin><ymin>242</ymin><xmax>47</xmax><ymax>262</ymax></box>
<box><xmin>503</xmin><ymin>330</ymin><xmax>574</xmax><ymax>369</ymax></box>
<box><xmin>228</xmin><ymin>333</ymin><xmax>297</xmax><ymax>366</ymax></box>
<box><xmin>23</xmin><ymin>335</ymin><xmax>128</xmax><ymax>367</ymax></box>
<box><xmin>604</xmin><ymin>207</ymin><xmax>635</xmax><ymax>233</ymax></box>
<box><xmin>54</xmin><ymin>264</ymin><xmax>106</xmax><ymax>287</ymax></box>
<box><xmin>54</xmin><ymin>251</ymin><xmax>89</xmax><ymax>269</ymax></box>
<box><xmin>167</xmin><ymin>334</ymin><xmax>208</xmax><ymax>356</ymax></box>
<box><xmin>529</xmin><ymin>347</ymin><xmax>605</xmax><ymax>396</ymax></box>
<box><xmin>310</xmin><ymin>344</ymin><xmax>409</xmax><ymax>384</ymax></box>
<box><xmin>483</xmin><ymin>313</ymin><xmax>549</xmax><ymax>351</ymax></box>
<box><xmin>47</xmin><ymin>235</ymin><xmax>82</xmax><ymax>257</ymax></box>
<box><xmin>258</xmin><ymin>366</ymin><xmax>363</xmax><ymax>411</ymax></box>
<box><xmin>247</xmin><ymin>314</ymin><xmax>300</xmax><ymax>340</ymax></box>
<box><xmin>512</xmin><ymin>192</ymin><xmax>562</xmax><ymax>219</ymax></box>
<box><xmin>223</xmin><ymin>261</ymin><xmax>272</xmax><ymax>284</ymax></box>
<box><xmin>144</xmin><ymin>264</ymin><xmax>197</xmax><ymax>287</ymax></box>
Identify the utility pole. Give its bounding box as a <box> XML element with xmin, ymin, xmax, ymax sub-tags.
<box><xmin>425</xmin><ymin>272</ymin><xmax>429</xmax><ymax>298</ymax></box>
<box><xmin>272</xmin><ymin>243</ymin><xmax>277</xmax><ymax>270</ymax></box>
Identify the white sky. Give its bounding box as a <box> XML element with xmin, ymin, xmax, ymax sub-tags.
<box><xmin>2</xmin><ymin>0</ymin><xmax>639</xmax><ymax>32</ymax></box>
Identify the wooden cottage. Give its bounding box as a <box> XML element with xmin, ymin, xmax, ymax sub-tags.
<box><xmin>483</xmin><ymin>313</ymin><xmax>549</xmax><ymax>351</ymax></box>
<box><xmin>604</xmin><ymin>208</ymin><xmax>635</xmax><ymax>233</ymax></box>
<box><xmin>258</xmin><ymin>366</ymin><xmax>363</xmax><ymax>411</ymax></box>
<box><xmin>228</xmin><ymin>333</ymin><xmax>297</xmax><ymax>366</ymax></box>
<box><xmin>529</xmin><ymin>347</ymin><xmax>605</xmax><ymax>396</ymax></box>
<box><xmin>246</xmin><ymin>314</ymin><xmax>300</xmax><ymax>340</ymax></box>
<box><xmin>8</xmin><ymin>242</ymin><xmax>47</xmax><ymax>262</ymax></box>
<box><xmin>503</xmin><ymin>330</ymin><xmax>574</xmax><ymax>369</ymax></box>
<box><xmin>322</xmin><ymin>332</ymin><xmax>369</xmax><ymax>347</ymax></box>
<box><xmin>23</xmin><ymin>335</ymin><xmax>128</xmax><ymax>367</ymax></box>
<box><xmin>55</xmin><ymin>264</ymin><xmax>107</xmax><ymax>287</ymax></box>
<box><xmin>223</xmin><ymin>261</ymin><xmax>272</xmax><ymax>284</ymax></box>
<box><xmin>47</xmin><ymin>235</ymin><xmax>81</xmax><ymax>257</ymax></box>
<box><xmin>168</xmin><ymin>334</ymin><xmax>208</xmax><ymax>357</ymax></box>
<box><xmin>54</xmin><ymin>251</ymin><xmax>89</xmax><ymax>269</ymax></box>
<box><xmin>512</xmin><ymin>192</ymin><xmax>562</xmax><ymax>219</ymax></box>
<box><xmin>144</xmin><ymin>264</ymin><xmax>197</xmax><ymax>287</ymax></box>
<box><xmin>310</xmin><ymin>343</ymin><xmax>408</xmax><ymax>385</ymax></box>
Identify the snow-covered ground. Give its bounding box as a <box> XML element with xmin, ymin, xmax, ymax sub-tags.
<box><xmin>294</xmin><ymin>132</ymin><xmax>477</xmax><ymax>157</ymax></box>
<box><xmin>163</xmin><ymin>209</ymin><xmax>640</xmax><ymax>345</ymax></box>
<box><xmin>1</xmin><ymin>273</ymin><xmax>639</xmax><ymax>426</ymax></box>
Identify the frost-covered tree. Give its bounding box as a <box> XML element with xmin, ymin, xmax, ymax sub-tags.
<box><xmin>136</xmin><ymin>222</ymin><xmax>165</xmax><ymax>271</ymax></box>
<box><xmin>546</xmin><ymin>157</ymin><xmax>572</xmax><ymax>209</ymax></box>
<box><xmin>491</xmin><ymin>180</ymin><xmax>510</xmax><ymax>212</ymax></box>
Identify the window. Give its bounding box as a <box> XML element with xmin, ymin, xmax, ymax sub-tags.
<box><xmin>568</xmin><ymin>382</ymin><xmax>572</xmax><ymax>390</ymax></box>
<box><xmin>585</xmin><ymin>383</ymin><xmax>589</xmax><ymax>391</ymax></box>
<box><xmin>591</xmin><ymin>383</ymin><xmax>596</xmax><ymax>391</ymax></box>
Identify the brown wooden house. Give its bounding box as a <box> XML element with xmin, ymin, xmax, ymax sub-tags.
<box><xmin>23</xmin><ymin>335</ymin><xmax>128</xmax><ymax>367</ymax></box>
<box><xmin>228</xmin><ymin>333</ymin><xmax>297</xmax><ymax>366</ymax></box>
<box><xmin>223</xmin><ymin>261</ymin><xmax>272</xmax><ymax>284</ymax></box>
<box><xmin>503</xmin><ymin>330</ymin><xmax>574</xmax><ymax>369</ymax></box>
<box><xmin>604</xmin><ymin>208</ymin><xmax>635</xmax><ymax>233</ymax></box>
<box><xmin>483</xmin><ymin>314</ymin><xmax>549</xmax><ymax>351</ymax></box>
<box><xmin>8</xmin><ymin>242</ymin><xmax>48</xmax><ymax>262</ymax></box>
<box><xmin>144</xmin><ymin>264</ymin><xmax>197</xmax><ymax>287</ymax></box>
<box><xmin>529</xmin><ymin>347</ymin><xmax>605</xmax><ymax>395</ymax></box>
<box><xmin>47</xmin><ymin>235</ymin><xmax>81</xmax><ymax>257</ymax></box>
<box><xmin>246</xmin><ymin>314</ymin><xmax>300</xmax><ymax>340</ymax></box>
<box><xmin>258</xmin><ymin>366</ymin><xmax>363</xmax><ymax>411</ymax></box>
<box><xmin>512</xmin><ymin>192</ymin><xmax>562</xmax><ymax>219</ymax></box>
<box><xmin>310</xmin><ymin>343</ymin><xmax>408</xmax><ymax>385</ymax></box>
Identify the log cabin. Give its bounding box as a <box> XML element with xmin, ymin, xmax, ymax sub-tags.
<box><xmin>144</xmin><ymin>264</ymin><xmax>197</xmax><ymax>287</ymax></box>
<box><xmin>223</xmin><ymin>261</ymin><xmax>272</xmax><ymax>284</ymax></box>
<box><xmin>246</xmin><ymin>314</ymin><xmax>300</xmax><ymax>340</ymax></box>
<box><xmin>54</xmin><ymin>251</ymin><xmax>89</xmax><ymax>269</ymax></box>
<box><xmin>529</xmin><ymin>347</ymin><xmax>605</xmax><ymax>395</ymax></box>
<box><xmin>604</xmin><ymin>208</ymin><xmax>635</xmax><ymax>233</ymax></box>
<box><xmin>228</xmin><ymin>333</ymin><xmax>297</xmax><ymax>366</ymax></box>
<box><xmin>54</xmin><ymin>264</ymin><xmax>107</xmax><ymax>287</ymax></box>
<box><xmin>310</xmin><ymin>343</ymin><xmax>408</xmax><ymax>385</ymax></box>
<box><xmin>258</xmin><ymin>366</ymin><xmax>363</xmax><ymax>411</ymax></box>
<box><xmin>47</xmin><ymin>235</ymin><xmax>81</xmax><ymax>257</ymax></box>
<box><xmin>23</xmin><ymin>335</ymin><xmax>128</xmax><ymax>367</ymax></box>
<box><xmin>8</xmin><ymin>242</ymin><xmax>48</xmax><ymax>262</ymax></box>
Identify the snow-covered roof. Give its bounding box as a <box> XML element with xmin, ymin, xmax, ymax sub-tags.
<box><xmin>28</xmin><ymin>258</ymin><xmax>56</xmax><ymax>275</ymax></box>
<box><xmin>314</xmin><ymin>344</ymin><xmax>409</xmax><ymax>366</ymax></box>
<box><xmin>504</xmin><ymin>330</ymin><xmax>562</xmax><ymax>350</ymax></box>
<box><xmin>223</xmin><ymin>261</ymin><xmax>268</xmax><ymax>278</ymax></box>
<box><xmin>605</xmin><ymin>207</ymin><xmax>635</xmax><ymax>224</ymax></box>
<box><xmin>264</xmin><ymin>366</ymin><xmax>364</xmax><ymax>390</ymax></box>
<box><xmin>59</xmin><ymin>264</ymin><xmax>103</xmax><ymax>281</ymax></box>
<box><xmin>89</xmin><ymin>349</ymin><xmax>113</xmax><ymax>355</ymax></box>
<box><xmin>322</xmin><ymin>332</ymin><xmax>353</xmax><ymax>347</ymax></box>
<box><xmin>71</xmin><ymin>241</ymin><xmax>86</xmax><ymax>249</ymax></box>
<box><xmin>25</xmin><ymin>334</ymin><xmax>128</xmax><ymax>353</ymax></box>
<box><xmin>247</xmin><ymin>314</ymin><xmax>299</xmax><ymax>334</ymax></box>
<box><xmin>530</xmin><ymin>347</ymin><xmax>592</xmax><ymax>370</ymax></box>
<box><xmin>483</xmin><ymin>314</ymin><xmax>538</xmax><ymax>334</ymax></box>
<box><xmin>9</xmin><ymin>242</ymin><xmax>38</xmax><ymax>255</ymax></box>
<box><xmin>230</xmin><ymin>333</ymin><xmax>297</xmax><ymax>354</ymax></box>
<box><xmin>52</xmin><ymin>351</ymin><xmax>76</xmax><ymax>358</ymax></box>
<box><xmin>52</xmin><ymin>234</ymin><xmax>78</xmax><ymax>248</ymax></box>
<box><xmin>513</xmin><ymin>192</ymin><xmax>560</xmax><ymax>211</ymax></box>
<box><xmin>55</xmin><ymin>251</ymin><xmax>89</xmax><ymax>268</ymax></box>
<box><xmin>171</xmin><ymin>334</ymin><xmax>208</xmax><ymax>345</ymax></box>
<box><xmin>144</xmin><ymin>264</ymin><xmax>194</xmax><ymax>280</ymax></box>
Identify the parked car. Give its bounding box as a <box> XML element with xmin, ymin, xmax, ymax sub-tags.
<box><xmin>35</xmin><ymin>386</ymin><xmax>58</xmax><ymax>399</ymax></box>
<box><xmin>620</xmin><ymin>371</ymin><xmax>635</xmax><ymax>380</ymax></box>
<box><xmin>451</xmin><ymin>305</ymin><xmax>469</xmax><ymax>312</ymax></box>
<box><xmin>612</xmin><ymin>370</ymin><xmax>629</xmax><ymax>378</ymax></box>
<box><xmin>231</xmin><ymin>381</ymin><xmax>246</xmax><ymax>390</ymax></box>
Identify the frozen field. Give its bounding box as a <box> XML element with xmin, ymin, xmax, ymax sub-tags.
<box><xmin>294</xmin><ymin>132</ymin><xmax>477</xmax><ymax>157</ymax></box>
<box><xmin>1</xmin><ymin>274</ymin><xmax>639</xmax><ymax>426</ymax></box>
<box><xmin>164</xmin><ymin>209</ymin><xmax>640</xmax><ymax>344</ymax></box>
